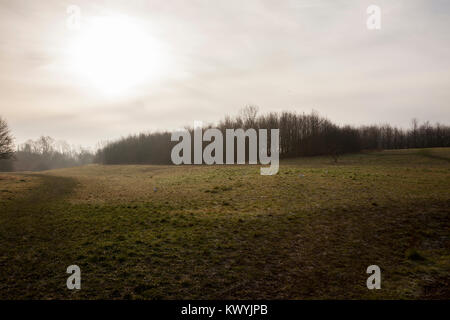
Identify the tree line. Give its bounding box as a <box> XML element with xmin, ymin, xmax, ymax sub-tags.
<box><xmin>0</xmin><ymin>119</ymin><xmax>94</xmax><ymax>172</ymax></box>
<box><xmin>12</xmin><ymin>136</ymin><xmax>94</xmax><ymax>171</ymax></box>
<box><xmin>94</xmin><ymin>107</ymin><xmax>450</xmax><ymax>165</ymax></box>
<box><xmin>1</xmin><ymin>110</ymin><xmax>449</xmax><ymax>171</ymax></box>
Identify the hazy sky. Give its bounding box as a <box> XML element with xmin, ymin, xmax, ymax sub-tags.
<box><xmin>1</xmin><ymin>0</ymin><xmax>449</xmax><ymax>148</ymax></box>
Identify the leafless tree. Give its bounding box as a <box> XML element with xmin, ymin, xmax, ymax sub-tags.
<box><xmin>0</xmin><ymin>116</ymin><xmax>14</xmax><ymax>160</ymax></box>
<box><xmin>94</xmin><ymin>109</ymin><xmax>450</xmax><ymax>166</ymax></box>
<box><xmin>239</xmin><ymin>105</ymin><xmax>259</xmax><ymax>128</ymax></box>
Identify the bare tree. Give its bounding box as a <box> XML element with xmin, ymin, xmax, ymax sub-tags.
<box><xmin>0</xmin><ymin>116</ymin><xmax>14</xmax><ymax>160</ymax></box>
<box><xmin>94</xmin><ymin>109</ymin><xmax>450</xmax><ymax>166</ymax></box>
<box><xmin>239</xmin><ymin>105</ymin><xmax>259</xmax><ymax>128</ymax></box>
<box><xmin>410</xmin><ymin>118</ymin><xmax>418</xmax><ymax>148</ymax></box>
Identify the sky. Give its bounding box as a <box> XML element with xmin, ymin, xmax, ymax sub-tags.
<box><xmin>1</xmin><ymin>0</ymin><xmax>449</xmax><ymax>148</ymax></box>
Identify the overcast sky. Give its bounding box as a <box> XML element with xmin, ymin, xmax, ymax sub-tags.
<box><xmin>1</xmin><ymin>0</ymin><xmax>449</xmax><ymax>148</ymax></box>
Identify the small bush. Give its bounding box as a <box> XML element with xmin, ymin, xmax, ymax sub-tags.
<box><xmin>405</xmin><ymin>248</ymin><xmax>426</xmax><ymax>261</ymax></box>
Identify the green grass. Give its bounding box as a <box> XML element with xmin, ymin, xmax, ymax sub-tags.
<box><xmin>0</xmin><ymin>148</ymin><xmax>449</xmax><ymax>299</ymax></box>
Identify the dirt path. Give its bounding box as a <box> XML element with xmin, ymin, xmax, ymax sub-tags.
<box><xmin>0</xmin><ymin>174</ymin><xmax>78</xmax><ymax>299</ymax></box>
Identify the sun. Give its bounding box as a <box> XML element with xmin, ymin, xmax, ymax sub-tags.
<box><xmin>67</xmin><ymin>15</ymin><xmax>166</xmax><ymax>96</ymax></box>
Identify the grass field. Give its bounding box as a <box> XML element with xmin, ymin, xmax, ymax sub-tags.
<box><xmin>0</xmin><ymin>148</ymin><xmax>449</xmax><ymax>299</ymax></box>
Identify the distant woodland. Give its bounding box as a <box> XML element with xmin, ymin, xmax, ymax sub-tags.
<box><xmin>0</xmin><ymin>135</ymin><xmax>93</xmax><ymax>172</ymax></box>
<box><xmin>1</xmin><ymin>107</ymin><xmax>450</xmax><ymax>171</ymax></box>
<box><xmin>94</xmin><ymin>107</ymin><xmax>450</xmax><ymax>165</ymax></box>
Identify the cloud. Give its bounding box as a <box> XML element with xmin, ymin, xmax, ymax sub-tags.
<box><xmin>0</xmin><ymin>0</ymin><xmax>449</xmax><ymax>147</ymax></box>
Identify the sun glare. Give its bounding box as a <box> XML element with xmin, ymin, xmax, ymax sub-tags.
<box><xmin>67</xmin><ymin>15</ymin><xmax>166</xmax><ymax>96</ymax></box>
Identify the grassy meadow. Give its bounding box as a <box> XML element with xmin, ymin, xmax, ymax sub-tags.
<box><xmin>0</xmin><ymin>148</ymin><xmax>449</xmax><ymax>299</ymax></box>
